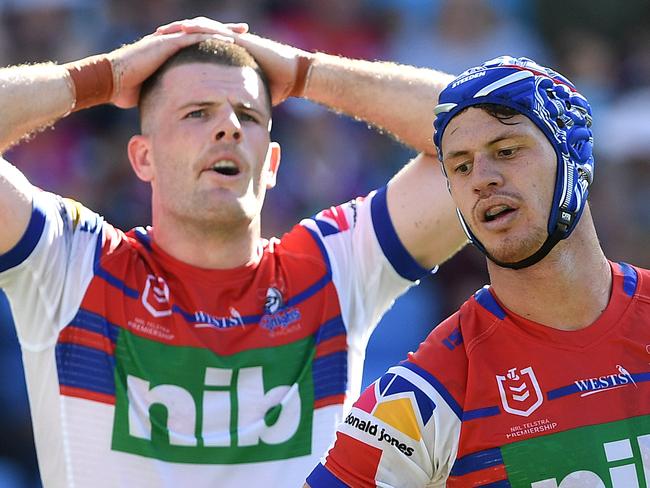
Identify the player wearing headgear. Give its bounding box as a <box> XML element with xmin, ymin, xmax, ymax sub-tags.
<box><xmin>305</xmin><ymin>56</ymin><xmax>650</xmax><ymax>487</ymax></box>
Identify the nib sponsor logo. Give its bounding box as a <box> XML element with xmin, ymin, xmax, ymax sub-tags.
<box><xmin>530</xmin><ymin>435</ymin><xmax>650</xmax><ymax>488</ymax></box>
<box><xmin>500</xmin><ymin>417</ymin><xmax>650</xmax><ymax>488</ymax></box>
<box><xmin>111</xmin><ymin>335</ymin><xmax>314</xmax><ymax>464</ymax></box>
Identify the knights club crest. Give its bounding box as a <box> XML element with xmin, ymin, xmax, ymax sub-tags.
<box><xmin>264</xmin><ymin>287</ymin><xmax>284</xmax><ymax>315</ymax></box>
<box><xmin>496</xmin><ymin>366</ymin><xmax>543</xmax><ymax>417</ymax></box>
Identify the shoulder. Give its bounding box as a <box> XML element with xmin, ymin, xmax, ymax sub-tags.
<box><xmin>612</xmin><ymin>261</ymin><xmax>650</xmax><ymax>301</ymax></box>
<box><xmin>408</xmin><ymin>289</ymin><xmax>500</xmax><ymax>408</ymax></box>
<box><xmin>269</xmin><ymin>224</ymin><xmax>329</xmax><ymax>266</ymax></box>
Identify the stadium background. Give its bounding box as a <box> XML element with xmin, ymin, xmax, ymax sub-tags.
<box><xmin>0</xmin><ymin>0</ymin><xmax>648</xmax><ymax>485</ymax></box>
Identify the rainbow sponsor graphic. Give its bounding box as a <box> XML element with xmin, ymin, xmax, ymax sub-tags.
<box><xmin>352</xmin><ymin>371</ymin><xmax>435</xmax><ymax>452</ymax></box>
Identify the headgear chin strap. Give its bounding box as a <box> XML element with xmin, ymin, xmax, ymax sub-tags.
<box><xmin>433</xmin><ymin>56</ymin><xmax>595</xmax><ymax>269</ymax></box>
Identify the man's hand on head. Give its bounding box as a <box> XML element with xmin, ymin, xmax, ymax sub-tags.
<box><xmin>105</xmin><ymin>30</ymin><xmax>238</xmax><ymax>109</ymax></box>
<box><xmin>155</xmin><ymin>16</ymin><xmax>314</xmax><ymax>105</ymax></box>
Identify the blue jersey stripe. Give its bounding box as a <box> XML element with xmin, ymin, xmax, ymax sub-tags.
<box><xmin>547</xmin><ymin>383</ymin><xmax>577</xmax><ymax>400</ymax></box>
<box><xmin>463</xmin><ymin>405</ymin><xmax>501</xmax><ymax>421</ymax></box>
<box><xmin>303</xmin><ymin>226</ymin><xmax>333</xmax><ymax>279</ymax></box>
<box><xmin>93</xmin><ymin>230</ymin><xmax>139</xmax><ymax>299</ymax></box>
<box><xmin>70</xmin><ymin>309</ymin><xmax>120</xmax><ymax>344</ymax></box>
<box><xmin>474</xmin><ymin>287</ymin><xmax>506</xmax><ymax>320</ymax></box>
<box><xmin>313</xmin><ymin>219</ymin><xmax>342</xmax><ymax>238</ymax></box>
<box><xmin>286</xmin><ymin>273</ymin><xmax>331</xmax><ymax>308</ymax></box>
<box><xmin>313</xmin><ymin>351</ymin><xmax>348</xmax><ymax>400</ymax></box>
<box><xmin>306</xmin><ymin>463</ymin><xmax>350</xmax><ymax>487</ymax></box>
<box><xmin>618</xmin><ymin>262</ymin><xmax>638</xmax><ymax>296</ymax></box>
<box><xmin>133</xmin><ymin>227</ymin><xmax>153</xmax><ymax>251</ymax></box>
<box><xmin>56</xmin><ymin>343</ymin><xmax>116</xmax><ymax>395</ymax></box>
<box><xmin>315</xmin><ymin>316</ymin><xmax>346</xmax><ymax>344</ymax></box>
<box><xmin>450</xmin><ymin>447</ymin><xmax>504</xmax><ymax>476</ymax></box>
<box><xmin>400</xmin><ymin>361</ymin><xmax>463</xmax><ymax>419</ymax></box>
<box><xmin>370</xmin><ymin>186</ymin><xmax>430</xmax><ymax>282</ymax></box>
<box><xmin>0</xmin><ymin>192</ymin><xmax>47</xmax><ymax>272</ymax></box>
<box><xmin>384</xmin><ymin>374</ymin><xmax>436</xmax><ymax>425</ymax></box>
<box><xmin>549</xmin><ymin>372</ymin><xmax>650</xmax><ymax>400</ymax></box>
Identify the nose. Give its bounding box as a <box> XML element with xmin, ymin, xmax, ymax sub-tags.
<box><xmin>472</xmin><ymin>153</ymin><xmax>504</xmax><ymax>196</ymax></box>
<box><xmin>214</xmin><ymin>109</ymin><xmax>242</xmax><ymax>143</ymax></box>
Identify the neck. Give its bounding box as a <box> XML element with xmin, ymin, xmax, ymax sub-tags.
<box><xmin>487</xmin><ymin>208</ymin><xmax>611</xmax><ymax>330</ymax></box>
<box><xmin>151</xmin><ymin>214</ymin><xmax>261</xmax><ymax>269</ymax></box>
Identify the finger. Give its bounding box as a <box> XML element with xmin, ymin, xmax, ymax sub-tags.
<box><xmin>150</xmin><ymin>31</ymin><xmax>235</xmax><ymax>48</ymax></box>
<box><xmin>157</xmin><ymin>18</ymin><xmax>222</xmax><ymax>35</ymax></box>
<box><xmin>155</xmin><ymin>20</ymin><xmax>186</xmax><ymax>34</ymax></box>
<box><xmin>224</xmin><ymin>22</ymin><xmax>249</xmax><ymax>34</ymax></box>
<box><xmin>179</xmin><ymin>24</ymin><xmax>233</xmax><ymax>36</ymax></box>
<box><xmin>156</xmin><ymin>19</ymin><xmax>246</xmax><ymax>36</ymax></box>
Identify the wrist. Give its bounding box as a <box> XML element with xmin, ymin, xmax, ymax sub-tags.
<box><xmin>63</xmin><ymin>55</ymin><xmax>114</xmax><ymax>112</ymax></box>
<box><xmin>288</xmin><ymin>54</ymin><xmax>314</xmax><ymax>99</ymax></box>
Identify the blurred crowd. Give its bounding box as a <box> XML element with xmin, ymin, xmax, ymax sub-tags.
<box><xmin>0</xmin><ymin>0</ymin><xmax>649</xmax><ymax>485</ymax></box>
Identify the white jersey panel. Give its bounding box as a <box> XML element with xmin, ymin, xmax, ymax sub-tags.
<box><xmin>60</xmin><ymin>397</ymin><xmax>340</xmax><ymax>488</ymax></box>
<box><xmin>301</xmin><ymin>187</ymin><xmax>431</xmax><ymax>403</ymax></box>
<box><xmin>0</xmin><ymin>191</ymin><xmax>103</xmax><ymax>350</ymax></box>
<box><xmin>307</xmin><ymin>362</ymin><xmax>462</xmax><ymax>488</ymax></box>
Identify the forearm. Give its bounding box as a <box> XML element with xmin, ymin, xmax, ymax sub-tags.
<box><xmin>0</xmin><ymin>63</ymin><xmax>74</xmax><ymax>153</ymax></box>
<box><xmin>302</xmin><ymin>53</ymin><xmax>453</xmax><ymax>154</ymax></box>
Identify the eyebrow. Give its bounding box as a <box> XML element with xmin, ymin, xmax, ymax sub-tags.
<box><xmin>444</xmin><ymin>132</ymin><xmax>526</xmax><ymax>159</ymax></box>
<box><xmin>177</xmin><ymin>100</ymin><xmax>269</xmax><ymax>119</ymax></box>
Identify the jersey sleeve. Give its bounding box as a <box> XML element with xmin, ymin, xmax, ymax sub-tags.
<box><xmin>0</xmin><ymin>190</ymin><xmax>109</xmax><ymax>350</ymax></box>
<box><xmin>300</xmin><ymin>186</ymin><xmax>435</xmax><ymax>344</ymax></box>
<box><xmin>306</xmin><ymin>361</ymin><xmax>462</xmax><ymax>488</ymax></box>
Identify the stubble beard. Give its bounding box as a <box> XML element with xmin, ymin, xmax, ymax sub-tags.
<box><xmin>485</xmin><ymin>223</ymin><xmax>548</xmax><ymax>264</ymax></box>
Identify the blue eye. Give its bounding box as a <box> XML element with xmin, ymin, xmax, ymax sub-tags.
<box><xmin>498</xmin><ymin>147</ymin><xmax>517</xmax><ymax>157</ymax></box>
<box><xmin>239</xmin><ymin>112</ymin><xmax>258</xmax><ymax>123</ymax></box>
<box><xmin>184</xmin><ymin>109</ymin><xmax>205</xmax><ymax>119</ymax></box>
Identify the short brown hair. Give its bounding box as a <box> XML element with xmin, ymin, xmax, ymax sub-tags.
<box><xmin>139</xmin><ymin>40</ymin><xmax>272</xmax><ymax>123</ymax></box>
<box><xmin>472</xmin><ymin>103</ymin><xmax>521</xmax><ymax>124</ymax></box>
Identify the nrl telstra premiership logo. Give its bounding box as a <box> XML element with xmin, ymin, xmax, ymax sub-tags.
<box><xmin>142</xmin><ymin>274</ymin><xmax>172</xmax><ymax>318</ymax></box>
<box><xmin>496</xmin><ymin>366</ymin><xmax>543</xmax><ymax>417</ymax></box>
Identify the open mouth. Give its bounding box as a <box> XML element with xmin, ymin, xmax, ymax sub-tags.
<box><xmin>484</xmin><ymin>204</ymin><xmax>515</xmax><ymax>222</ymax></box>
<box><xmin>211</xmin><ymin>160</ymin><xmax>240</xmax><ymax>176</ymax></box>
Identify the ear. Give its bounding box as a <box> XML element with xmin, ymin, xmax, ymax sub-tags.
<box><xmin>128</xmin><ymin>135</ymin><xmax>154</xmax><ymax>182</ymax></box>
<box><xmin>264</xmin><ymin>142</ymin><xmax>281</xmax><ymax>189</ymax></box>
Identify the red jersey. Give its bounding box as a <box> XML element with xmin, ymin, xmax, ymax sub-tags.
<box><xmin>309</xmin><ymin>261</ymin><xmax>650</xmax><ymax>487</ymax></box>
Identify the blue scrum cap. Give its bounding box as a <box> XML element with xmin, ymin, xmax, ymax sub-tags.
<box><xmin>432</xmin><ymin>56</ymin><xmax>594</xmax><ymax>269</ymax></box>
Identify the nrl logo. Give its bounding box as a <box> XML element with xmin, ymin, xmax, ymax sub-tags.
<box><xmin>142</xmin><ymin>274</ymin><xmax>172</xmax><ymax>318</ymax></box>
<box><xmin>496</xmin><ymin>366</ymin><xmax>543</xmax><ymax>417</ymax></box>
